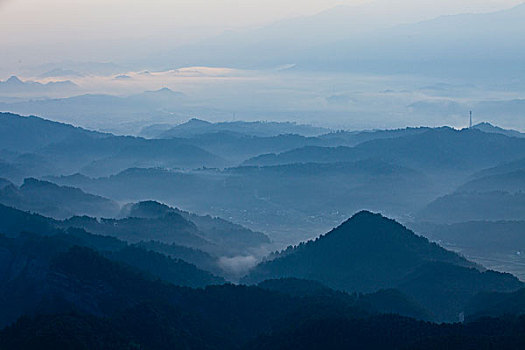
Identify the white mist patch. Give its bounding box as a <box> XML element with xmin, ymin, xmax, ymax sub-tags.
<box><xmin>218</xmin><ymin>255</ymin><xmax>258</xmax><ymax>277</ymax></box>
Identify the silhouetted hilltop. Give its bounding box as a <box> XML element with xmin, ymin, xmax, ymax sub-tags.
<box><xmin>63</xmin><ymin>212</ymin><xmax>211</xmax><ymax>251</ymax></box>
<box><xmin>122</xmin><ymin>200</ymin><xmax>173</xmax><ymax>218</ymax></box>
<box><xmin>244</xmin><ymin>211</ymin><xmax>474</xmax><ymax>288</ymax></box>
<box><xmin>243</xmin><ymin>211</ymin><xmax>522</xmax><ymax>321</ymax></box>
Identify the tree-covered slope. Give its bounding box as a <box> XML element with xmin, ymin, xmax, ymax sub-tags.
<box><xmin>243</xmin><ymin>211</ymin><xmax>522</xmax><ymax>321</ymax></box>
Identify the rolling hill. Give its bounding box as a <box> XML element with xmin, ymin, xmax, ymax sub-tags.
<box><xmin>0</xmin><ymin>177</ymin><xmax>120</xmax><ymax>219</ymax></box>
<box><xmin>0</xmin><ymin>112</ymin><xmax>227</xmax><ymax>180</ymax></box>
<box><xmin>243</xmin><ymin>211</ymin><xmax>522</xmax><ymax>321</ymax></box>
<box><xmin>245</xmin><ymin>128</ymin><xmax>525</xmax><ymax>174</ymax></box>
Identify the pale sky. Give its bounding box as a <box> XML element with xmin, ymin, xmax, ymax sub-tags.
<box><xmin>0</xmin><ymin>0</ymin><xmax>522</xmax><ymax>68</ymax></box>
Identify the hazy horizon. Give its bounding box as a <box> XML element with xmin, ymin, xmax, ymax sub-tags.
<box><xmin>2</xmin><ymin>0</ymin><xmax>525</xmax><ymax>131</ymax></box>
<box><xmin>2</xmin><ymin>0</ymin><xmax>522</xmax><ymax>68</ymax></box>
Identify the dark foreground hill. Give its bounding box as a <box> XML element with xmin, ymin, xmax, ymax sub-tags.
<box><xmin>1</xmin><ymin>206</ymin><xmax>525</xmax><ymax>348</ymax></box>
<box><xmin>243</xmin><ymin>211</ymin><xmax>522</xmax><ymax>321</ymax></box>
<box><xmin>1</xmin><ymin>242</ymin><xmax>525</xmax><ymax>350</ymax></box>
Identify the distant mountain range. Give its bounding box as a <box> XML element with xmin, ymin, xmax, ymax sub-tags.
<box><xmin>0</xmin><ymin>76</ymin><xmax>79</xmax><ymax>96</ymax></box>
<box><xmin>472</xmin><ymin>122</ymin><xmax>525</xmax><ymax>138</ymax></box>
<box><xmin>245</xmin><ymin>127</ymin><xmax>525</xmax><ymax>174</ymax></box>
<box><xmin>46</xmin><ymin>160</ymin><xmax>436</xmax><ymax>242</ymax></box>
<box><xmin>157</xmin><ymin>118</ymin><xmax>330</xmax><ymax>138</ymax></box>
<box><xmin>0</xmin><ymin>111</ymin><xmax>514</xmax><ymax>240</ymax></box>
<box><xmin>160</xmin><ymin>3</ymin><xmax>525</xmax><ymax>78</ymax></box>
<box><xmin>0</xmin><ymin>112</ymin><xmax>227</xmax><ymax>180</ymax></box>
<box><xmin>3</xmin><ymin>111</ymin><xmax>525</xmax><ymax>243</ymax></box>
<box><xmin>0</xmin><ymin>88</ymin><xmax>185</xmax><ymax>134</ymax></box>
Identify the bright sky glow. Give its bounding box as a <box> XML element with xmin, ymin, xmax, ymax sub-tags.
<box><xmin>0</xmin><ymin>0</ymin><xmax>521</xmax><ymax>67</ymax></box>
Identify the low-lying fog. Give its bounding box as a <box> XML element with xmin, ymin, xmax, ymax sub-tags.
<box><xmin>1</xmin><ymin>67</ymin><xmax>525</xmax><ymax>135</ymax></box>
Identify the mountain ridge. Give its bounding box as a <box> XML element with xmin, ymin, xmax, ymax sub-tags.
<box><xmin>243</xmin><ymin>211</ymin><xmax>522</xmax><ymax>321</ymax></box>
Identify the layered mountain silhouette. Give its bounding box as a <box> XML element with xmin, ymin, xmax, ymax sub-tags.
<box><xmin>0</xmin><ymin>76</ymin><xmax>79</xmax><ymax>96</ymax></box>
<box><xmin>1</xmin><ymin>202</ymin><xmax>525</xmax><ymax>347</ymax></box>
<box><xmin>5</xmin><ymin>241</ymin><xmax>523</xmax><ymax>350</ymax></box>
<box><xmin>0</xmin><ymin>209</ymin><xmax>227</xmax><ymax>327</ymax></box>
<box><xmin>0</xmin><ymin>113</ymin><xmax>227</xmax><ymax>179</ymax></box>
<box><xmin>245</xmin><ymin>127</ymin><xmax>525</xmax><ymax>174</ymax></box>
<box><xmin>47</xmin><ymin>160</ymin><xmax>436</xmax><ymax>240</ymax></box>
<box><xmin>0</xmin><ymin>88</ymin><xmax>185</xmax><ymax>133</ymax></box>
<box><xmin>156</xmin><ymin>132</ymin><xmax>331</xmax><ymax>163</ymax></box>
<box><xmin>120</xmin><ymin>200</ymin><xmax>270</xmax><ymax>251</ymax></box>
<box><xmin>0</xmin><ymin>194</ymin><xmax>269</xmax><ymax>260</ymax></box>
<box><xmin>0</xmin><ymin>177</ymin><xmax>120</xmax><ymax>219</ymax></box>
<box><xmin>243</xmin><ymin>211</ymin><xmax>522</xmax><ymax>321</ymax></box>
<box><xmin>0</xmin><ymin>203</ymin><xmax>223</xmax><ymax>277</ymax></box>
<box><xmin>162</xmin><ymin>3</ymin><xmax>525</xmax><ymax>78</ymax></box>
<box><xmin>6</xmin><ymin>111</ymin><xmax>525</xmax><ymax>245</ymax></box>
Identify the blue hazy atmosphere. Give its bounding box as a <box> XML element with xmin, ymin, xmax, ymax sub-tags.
<box><xmin>1</xmin><ymin>1</ymin><xmax>525</xmax><ymax>349</ymax></box>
